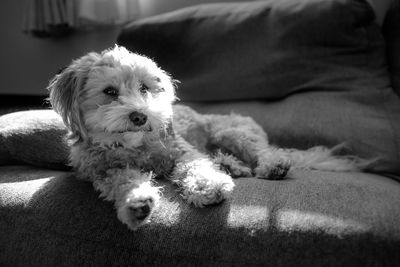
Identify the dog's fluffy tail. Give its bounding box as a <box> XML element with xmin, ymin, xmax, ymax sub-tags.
<box><xmin>280</xmin><ymin>144</ymin><xmax>374</xmax><ymax>172</ymax></box>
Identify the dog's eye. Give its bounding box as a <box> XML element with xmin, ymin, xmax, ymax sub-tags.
<box><xmin>103</xmin><ymin>86</ymin><xmax>119</xmax><ymax>97</ymax></box>
<box><xmin>139</xmin><ymin>83</ymin><xmax>149</xmax><ymax>94</ymax></box>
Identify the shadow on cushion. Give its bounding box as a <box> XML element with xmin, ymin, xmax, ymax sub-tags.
<box><xmin>1</xmin><ymin>166</ymin><xmax>399</xmax><ymax>266</ymax></box>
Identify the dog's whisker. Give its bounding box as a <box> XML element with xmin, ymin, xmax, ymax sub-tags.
<box><xmin>158</xmin><ymin>139</ymin><xmax>167</xmax><ymax>149</ymax></box>
<box><xmin>123</xmin><ymin>120</ymin><xmax>130</xmax><ymax>132</ymax></box>
<box><xmin>162</xmin><ymin>126</ymin><xmax>168</xmax><ymax>140</ymax></box>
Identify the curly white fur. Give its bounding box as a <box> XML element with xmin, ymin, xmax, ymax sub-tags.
<box><xmin>47</xmin><ymin>45</ymin><xmax>366</xmax><ymax>230</ymax></box>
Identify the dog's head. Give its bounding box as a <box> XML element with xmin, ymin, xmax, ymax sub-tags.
<box><xmin>48</xmin><ymin>45</ymin><xmax>176</xmax><ymax>145</ymax></box>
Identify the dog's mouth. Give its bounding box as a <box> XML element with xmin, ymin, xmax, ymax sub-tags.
<box><xmin>113</xmin><ymin>124</ymin><xmax>153</xmax><ymax>134</ymax></box>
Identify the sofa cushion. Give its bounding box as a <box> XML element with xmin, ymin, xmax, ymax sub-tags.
<box><xmin>0</xmin><ymin>110</ymin><xmax>70</xmax><ymax>170</ymax></box>
<box><xmin>186</xmin><ymin>91</ymin><xmax>400</xmax><ymax>178</ymax></box>
<box><xmin>1</xmin><ymin>166</ymin><xmax>399</xmax><ymax>266</ymax></box>
<box><xmin>117</xmin><ymin>0</ymin><xmax>389</xmax><ymax>101</ymax></box>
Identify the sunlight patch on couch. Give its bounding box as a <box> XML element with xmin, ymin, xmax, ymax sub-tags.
<box><xmin>227</xmin><ymin>204</ymin><xmax>269</xmax><ymax>230</ymax></box>
<box><xmin>0</xmin><ymin>177</ymin><xmax>53</xmax><ymax>206</ymax></box>
<box><xmin>277</xmin><ymin>209</ymin><xmax>370</xmax><ymax>237</ymax></box>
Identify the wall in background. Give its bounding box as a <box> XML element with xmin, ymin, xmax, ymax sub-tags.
<box><xmin>0</xmin><ymin>0</ymin><xmax>120</xmax><ymax>96</ymax></box>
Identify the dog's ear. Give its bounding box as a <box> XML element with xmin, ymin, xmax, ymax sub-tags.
<box><xmin>47</xmin><ymin>52</ymin><xmax>100</xmax><ymax>142</ymax></box>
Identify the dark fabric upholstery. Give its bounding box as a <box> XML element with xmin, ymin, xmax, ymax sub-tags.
<box><xmin>186</xmin><ymin>91</ymin><xmax>400</xmax><ymax>178</ymax></box>
<box><xmin>0</xmin><ymin>110</ymin><xmax>70</xmax><ymax>170</ymax></box>
<box><xmin>383</xmin><ymin>0</ymin><xmax>400</xmax><ymax>96</ymax></box>
<box><xmin>1</xmin><ymin>166</ymin><xmax>399</xmax><ymax>266</ymax></box>
<box><xmin>117</xmin><ymin>0</ymin><xmax>388</xmax><ymax>102</ymax></box>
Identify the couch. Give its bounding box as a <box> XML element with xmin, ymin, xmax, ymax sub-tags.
<box><xmin>1</xmin><ymin>0</ymin><xmax>400</xmax><ymax>266</ymax></box>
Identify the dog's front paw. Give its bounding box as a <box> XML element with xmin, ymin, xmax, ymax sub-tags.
<box><xmin>117</xmin><ymin>184</ymin><xmax>160</xmax><ymax>230</ymax></box>
<box><xmin>180</xmin><ymin>169</ymin><xmax>235</xmax><ymax>208</ymax></box>
<box><xmin>255</xmin><ymin>157</ymin><xmax>291</xmax><ymax>180</ymax></box>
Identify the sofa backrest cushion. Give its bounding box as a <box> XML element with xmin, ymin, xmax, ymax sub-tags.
<box><xmin>118</xmin><ymin>0</ymin><xmax>391</xmax><ymax>101</ymax></box>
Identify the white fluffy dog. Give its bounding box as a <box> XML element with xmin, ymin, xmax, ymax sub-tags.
<box><xmin>47</xmin><ymin>45</ymin><xmax>364</xmax><ymax>230</ymax></box>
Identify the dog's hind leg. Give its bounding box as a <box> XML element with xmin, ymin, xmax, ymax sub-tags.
<box><xmin>211</xmin><ymin>150</ymin><xmax>252</xmax><ymax>178</ymax></box>
<box><xmin>205</xmin><ymin>114</ymin><xmax>290</xmax><ymax>180</ymax></box>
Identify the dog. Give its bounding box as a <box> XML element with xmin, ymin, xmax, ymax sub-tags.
<box><xmin>47</xmin><ymin>45</ymin><xmax>366</xmax><ymax>230</ymax></box>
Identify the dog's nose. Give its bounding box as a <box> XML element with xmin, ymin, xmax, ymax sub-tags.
<box><xmin>128</xmin><ymin>204</ymin><xmax>151</xmax><ymax>220</ymax></box>
<box><xmin>129</xmin><ymin>111</ymin><xmax>147</xmax><ymax>126</ymax></box>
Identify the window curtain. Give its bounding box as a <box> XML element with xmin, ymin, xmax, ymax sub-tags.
<box><xmin>23</xmin><ymin>0</ymin><xmax>140</xmax><ymax>38</ymax></box>
<box><xmin>79</xmin><ymin>0</ymin><xmax>140</xmax><ymax>25</ymax></box>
